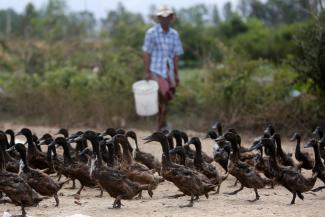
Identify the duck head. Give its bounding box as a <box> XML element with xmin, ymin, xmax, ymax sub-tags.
<box><xmin>56</xmin><ymin>128</ymin><xmax>69</xmax><ymax>138</ymax></box>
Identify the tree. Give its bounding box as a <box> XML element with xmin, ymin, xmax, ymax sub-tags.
<box><xmin>212</xmin><ymin>5</ymin><xmax>221</xmax><ymax>26</ymax></box>
<box><xmin>23</xmin><ymin>3</ymin><xmax>38</xmax><ymax>37</ymax></box>
<box><xmin>293</xmin><ymin>13</ymin><xmax>325</xmax><ymax>93</ymax></box>
<box><xmin>223</xmin><ymin>2</ymin><xmax>233</xmax><ymax>20</ymax></box>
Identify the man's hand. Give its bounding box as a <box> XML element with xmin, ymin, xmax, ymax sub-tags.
<box><xmin>145</xmin><ymin>73</ymin><xmax>151</xmax><ymax>81</ymax></box>
<box><xmin>175</xmin><ymin>76</ymin><xmax>180</xmax><ymax>86</ymax></box>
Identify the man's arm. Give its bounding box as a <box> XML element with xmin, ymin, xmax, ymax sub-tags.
<box><xmin>144</xmin><ymin>52</ymin><xmax>151</xmax><ymax>80</ymax></box>
<box><xmin>173</xmin><ymin>55</ymin><xmax>179</xmax><ymax>86</ymax></box>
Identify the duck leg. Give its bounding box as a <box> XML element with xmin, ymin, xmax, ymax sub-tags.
<box><xmin>135</xmin><ymin>191</ymin><xmax>143</xmax><ymax>199</ymax></box>
<box><xmin>75</xmin><ymin>184</ymin><xmax>84</xmax><ymax>196</ymax></box>
<box><xmin>248</xmin><ymin>188</ymin><xmax>260</xmax><ymax>202</ymax></box>
<box><xmin>96</xmin><ymin>187</ymin><xmax>103</xmax><ymax>198</ymax></box>
<box><xmin>112</xmin><ymin>195</ymin><xmax>124</xmax><ymax>208</ymax></box>
<box><xmin>21</xmin><ymin>205</ymin><xmax>26</xmax><ymax>217</ymax></box>
<box><xmin>66</xmin><ymin>179</ymin><xmax>76</xmax><ymax>189</ymax></box>
<box><xmin>311</xmin><ymin>186</ymin><xmax>325</xmax><ymax>192</ymax></box>
<box><xmin>167</xmin><ymin>193</ymin><xmax>185</xmax><ymax>199</ymax></box>
<box><xmin>57</xmin><ymin>174</ymin><xmax>62</xmax><ymax>181</ymax></box>
<box><xmin>54</xmin><ymin>194</ymin><xmax>59</xmax><ymax>207</ymax></box>
<box><xmin>179</xmin><ymin>194</ymin><xmax>194</xmax><ymax>208</ymax></box>
<box><xmin>290</xmin><ymin>192</ymin><xmax>296</xmax><ymax>204</ymax></box>
<box><xmin>225</xmin><ymin>184</ymin><xmax>244</xmax><ymax>195</ymax></box>
<box><xmin>233</xmin><ymin>179</ymin><xmax>239</xmax><ymax>187</ymax></box>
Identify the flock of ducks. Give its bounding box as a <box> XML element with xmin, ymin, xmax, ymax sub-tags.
<box><xmin>0</xmin><ymin>124</ymin><xmax>324</xmax><ymax>216</ymax></box>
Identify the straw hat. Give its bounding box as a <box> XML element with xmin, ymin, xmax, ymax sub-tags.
<box><xmin>152</xmin><ymin>5</ymin><xmax>176</xmax><ymax>22</ymax></box>
<box><xmin>156</xmin><ymin>5</ymin><xmax>174</xmax><ymax>17</ymax></box>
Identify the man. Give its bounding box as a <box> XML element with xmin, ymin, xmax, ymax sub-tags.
<box><xmin>142</xmin><ymin>5</ymin><xmax>184</xmax><ymax>130</ymax></box>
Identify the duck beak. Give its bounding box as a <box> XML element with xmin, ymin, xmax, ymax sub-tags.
<box><xmin>249</xmin><ymin>141</ymin><xmax>263</xmax><ymax>151</ymax></box>
<box><xmin>48</xmin><ymin>140</ymin><xmax>56</xmax><ymax>147</ymax></box>
<box><xmin>143</xmin><ymin>135</ymin><xmax>153</xmax><ymax>144</ymax></box>
<box><xmin>100</xmin><ymin>132</ymin><xmax>108</xmax><ymax>137</ymax></box>
<box><xmin>212</xmin><ymin>122</ymin><xmax>219</xmax><ymax>129</ymax></box>
<box><xmin>215</xmin><ymin>136</ymin><xmax>225</xmax><ymax>143</ymax></box>
<box><xmin>15</xmin><ymin>131</ymin><xmax>22</xmax><ymax>137</ymax></box>
<box><xmin>38</xmin><ymin>139</ymin><xmax>48</xmax><ymax>146</ymax></box>
<box><xmin>304</xmin><ymin>140</ymin><xmax>313</xmax><ymax>148</ymax></box>
<box><xmin>5</xmin><ymin>145</ymin><xmax>16</xmax><ymax>152</ymax></box>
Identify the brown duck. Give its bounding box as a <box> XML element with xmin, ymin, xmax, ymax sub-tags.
<box><xmin>186</xmin><ymin>137</ymin><xmax>228</xmax><ymax>193</ymax></box>
<box><xmin>113</xmin><ymin>134</ymin><xmax>158</xmax><ymax>198</ymax></box>
<box><xmin>126</xmin><ymin>130</ymin><xmax>161</xmax><ymax>174</ymax></box>
<box><xmin>7</xmin><ymin>143</ymin><xmax>69</xmax><ymax>206</ymax></box>
<box><xmin>252</xmin><ymin>138</ymin><xmax>318</xmax><ymax>204</ymax></box>
<box><xmin>86</xmin><ymin>131</ymin><xmax>153</xmax><ymax>208</ymax></box>
<box><xmin>0</xmin><ymin>141</ymin><xmax>43</xmax><ymax>216</ymax></box>
<box><xmin>304</xmin><ymin>139</ymin><xmax>325</xmax><ymax>192</ymax></box>
<box><xmin>223</xmin><ymin>132</ymin><xmax>271</xmax><ymax>202</ymax></box>
<box><xmin>291</xmin><ymin>132</ymin><xmax>314</xmax><ymax>170</ymax></box>
<box><xmin>144</xmin><ymin>132</ymin><xmax>215</xmax><ymax>207</ymax></box>
<box><xmin>16</xmin><ymin>128</ymin><xmax>50</xmax><ymax>170</ymax></box>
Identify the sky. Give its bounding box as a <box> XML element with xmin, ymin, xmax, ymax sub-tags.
<box><xmin>0</xmin><ymin>0</ymin><xmax>240</xmax><ymax>19</ymax></box>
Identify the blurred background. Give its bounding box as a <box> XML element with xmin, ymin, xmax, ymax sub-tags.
<box><xmin>0</xmin><ymin>0</ymin><xmax>324</xmax><ymax>131</ymax></box>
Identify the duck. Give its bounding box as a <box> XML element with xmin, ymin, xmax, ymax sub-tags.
<box><xmin>101</xmin><ymin>128</ymin><xmax>123</xmax><ymax>164</ymax></box>
<box><xmin>291</xmin><ymin>132</ymin><xmax>314</xmax><ymax>170</ymax></box>
<box><xmin>212</xmin><ymin>121</ymin><xmax>223</xmax><ymax>137</ymax></box>
<box><xmin>7</xmin><ymin>143</ymin><xmax>69</xmax><ymax>206</ymax></box>
<box><xmin>181</xmin><ymin>131</ymin><xmax>213</xmax><ymax>163</ymax></box>
<box><xmin>5</xmin><ymin>129</ymin><xmax>23</xmax><ymax>160</ymax></box>
<box><xmin>251</xmin><ymin>138</ymin><xmax>318</xmax><ymax>204</ymax></box>
<box><xmin>272</xmin><ymin>133</ymin><xmax>297</xmax><ymax>168</ymax></box>
<box><xmin>304</xmin><ymin>139</ymin><xmax>325</xmax><ymax>192</ymax></box>
<box><xmin>249</xmin><ymin>139</ymin><xmax>277</xmax><ymax>188</ymax></box>
<box><xmin>222</xmin><ymin>132</ymin><xmax>271</xmax><ymax>202</ymax></box>
<box><xmin>169</xmin><ymin>130</ymin><xmax>213</xmax><ymax>164</ymax></box>
<box><xmin>49</xmin><ymin>137</ymin><xmax>98</xmax><ymax>196</ymax></box>
<box><xmin>0</xmin><ymin>136</ymin><xmax>43</xmax><ymax>216</ymax></box>
<box><xmin>185</xmin><ymin>137</ymin><xmax>228</xmax><ymax>193</ymax></box>
<box><xmin>143</xmin><ymin>132</ymin><xmax>215</xmax><ymax>207</ymax></box>
<box><xmin>85</xmin><ymin>132</ymin><xmax>153</xmax><ymax>208</ymax></box>
<box><xmin>38</xmin><ymin>133</ymin><xmax>64</xmax><ymax>177</ymax></box>
<box><xmin>313</xmin><ymin>127</ymin><xmax>325</xmax><ymax>163</ymax></box>
<box><xmin>205</xmin><ymin>130</ymin><xmax>230</xmax><ymax>173</ymax></box>
<box><xmin>16</xmin><ymin>128</ymin><xmax>50</xmax><ymax>170</ymax></box>
<box><xmin>125</xmin><ymin>130</ymin><xmax>162</xmax><ymax>174</ymax></box>
<box><xmin>112</xmin><ymin>134</ymin><xmax>158</xmax><ymax>198</ymax></box>
<box><xmin>0</xmin><ymin>131</ymin><xmax>19</xmax><ymax>173</ymax></box>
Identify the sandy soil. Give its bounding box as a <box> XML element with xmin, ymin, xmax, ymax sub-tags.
<box><xmin>0</xmin><ymin>123</ymin><xmax>324</xmax><ymax>217</ymax></box>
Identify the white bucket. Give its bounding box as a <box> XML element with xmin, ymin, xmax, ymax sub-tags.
<box><xmin>132</xmin><ymin>80</ymin><xmax>159</xmax><ymax>116</ymax></box>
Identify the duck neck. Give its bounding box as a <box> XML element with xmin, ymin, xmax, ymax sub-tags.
<box><xmin>217</xmin><ymin>125</ymin><xmax>223</xmax><ymax>137</ymax></box>
<box><xmin>270</xmin><ymin>145</ymin><xmax>281</xmax><ymax>170</ymax></box>
<box><xmin>106</xmin><ymin>142</ymin><xmax>115</xmax><ymax>167</ymax></box>
<box><xmin>76</xmin><ymin>140</ymin><xmax>87</xmax><ymax>159</ymax></box>
<box><xmin>275</xmin><ymin>136</ymin><xmax>285</xmax><ymax>157</ymax></box>
<box><xmin>61</xmin><ymin>142</ymin><xmax>73</xmax><ymax>165</ymax></box>
<box><xmin>0</xmin><ymin>145</ymin><xmax>5</xmax><ymax>171</ymax></box>
<box><xmin>19</xmin><ymin>148</ymin><xmax>30</xmax><ymax>173</ymax></box>
<box><xmin>26</xmin><ymin>134</ymin><xmax>37</xmax><ymax>157</ymax></box>
<box><xmin>7</xmin><ymin>132</ymin><xmax>15</xmax><ymax>147</ymax></box>
<box><xmin>119</xmin><ymin>139</ymin><xmax>132</xmax><ymax>165</ymax></box>
<box><xmin>313</xmin><ymin>144</ymin><xmax>325</xmax><ymax>171</ymax></box>
<box><xmin>175</xmin><ymin>135</ymin><xmax>183</xmax><ymax>147</ymax></box>
<box><xmin>295</xmin><ymin>137</ymin><xmax>301</xmax><ymax>155</ymax></box>
<box><xmin>193</xmin><ymin>142</ymin><xmax>203</xmax><ymax>166</ymax></box>
<box><xmin>160</xmin><ymin>137</ymin><xmax>171</xmax><ymax>165</ymax></box>
<box><xmin>89</xmin><ymin>138</ymin><xmax>103</xmax><ymax>166</ymax></box>
<box><xmin>167</xmin><ymin>136</ymin><xmax>174</xmax><ymax>149</ymax></box>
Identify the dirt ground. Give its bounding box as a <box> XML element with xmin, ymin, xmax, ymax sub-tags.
<box><xmin>0</xmin><ymin>123</ymin><xmax>324</xmax><ymax>217</ymax></box>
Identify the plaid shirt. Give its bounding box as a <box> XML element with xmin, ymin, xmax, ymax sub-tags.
<box><xmin>142</xmin><ymin>24</ymin><xmax>184</xmax><ymax>79</ymax></box>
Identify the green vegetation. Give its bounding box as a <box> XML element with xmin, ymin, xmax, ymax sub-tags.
<box><xmin>0</xmin><ymin>0</ymin><xmax>324</xmax><ymax>130</ymax></box>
